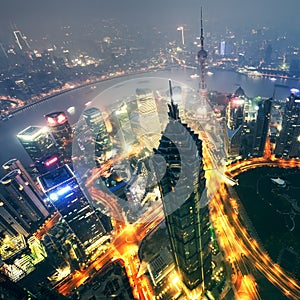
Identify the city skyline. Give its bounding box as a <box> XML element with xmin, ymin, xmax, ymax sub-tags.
<box><xmin>1</xmin><ymin>0</ymin><xmax>300</xmax><ymax>45</ymax></box>
<box><xmin>0</xmin><ymin>2</ymin><xmax>300</xmax><ymax>299</ymax></box>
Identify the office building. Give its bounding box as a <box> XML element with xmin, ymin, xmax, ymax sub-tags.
<box><xmin>275</xmin><ymin>89</ymin><xmax>300</xmax><ymax>158</ymax></box>
<box><xmin>17</xmin><ymin>126</ymin><xmax>58</xmax><ymax>172</ymax></box>
<box><xmin>37</xmin><ymin>164</ymin><xmax>106</xmax><ymax>253</ymax></box>
<box><xmin>154</xmin><ymin>81</ymin><xmax>211</xmax><ymax>291</ymax></box>
<box><xmin>45</xmin><ymin>111</ymin><xmax>73</xmax><ymax>162</ymax></box>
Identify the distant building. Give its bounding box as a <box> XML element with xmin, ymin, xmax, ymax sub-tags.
<box><xmin>275</xmin><ymin>89</ymin><xmax>300</xmax><ymax>158</ymax></box>
<box><xmin>37</xmin><ymin>164</ymin><xmax>106</xmax><ymax>254</ymax></box>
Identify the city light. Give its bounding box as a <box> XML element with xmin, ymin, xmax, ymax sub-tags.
<box><xmin>2</xmin><ymin>4</ymin><xmax>300</xmax><ymax>300</ymax></box>
<box><xmin>45</xmin><ymin>156</ymin><xmax>59</xmax><ymax>167</ymax></box>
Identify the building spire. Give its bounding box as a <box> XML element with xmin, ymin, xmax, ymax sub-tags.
<box><xmin>167</xmin><ymin>79</ymin><xmax>180</xmax><ymax>120</ymax></box>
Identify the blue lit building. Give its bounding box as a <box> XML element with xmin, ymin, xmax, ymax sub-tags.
<box><xmin>37</xmin><ymin>165</ymin><xmax>106</xmax><ymax>254</ymax></box>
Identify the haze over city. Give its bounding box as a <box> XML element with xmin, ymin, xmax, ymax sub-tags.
<box><xmin>0</xmin><ymin>1</ymin><xmax>300</xmax><ymax>300</ymax></box>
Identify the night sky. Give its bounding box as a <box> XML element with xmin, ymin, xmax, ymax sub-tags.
<box><xmin>0</xmin><ymin>0</ymin><xmax>299</xmax><ymax>43</ymax></box>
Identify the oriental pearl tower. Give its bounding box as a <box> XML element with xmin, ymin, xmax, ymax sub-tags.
<box><xmin>197</xmin><ymin>7</ymin><xmax>209</xmax><ymax>119</ymax></box>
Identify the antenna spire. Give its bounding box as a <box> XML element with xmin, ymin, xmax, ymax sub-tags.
<box><xmin>200</xmin><ymin>6</ymin><xmax>204</xmax><ymax>49</ymax></box>
<box><xmin>167</xmin><ymin>79</ymin><xmax>180</xmax><ymax>120</ymax></box>
<box><xmin>169</xmin><ymin>79</ymin><xmax>173</xmax><ymax>103</ymax></box>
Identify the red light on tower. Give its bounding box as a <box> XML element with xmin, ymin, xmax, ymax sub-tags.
<box><xmin>46</xmin><ymin>113</ymin><xmax>67</xmax><ymax>126</ymax></box>
<box><xmin>46</xmin><ymin>117</ymin><xmax>57</xmax><ymax>126</ymax></box>
<box><xmin>57</xmin><ymin>113</ymin><xmax>67</xmax><ymax>124</ymax></box>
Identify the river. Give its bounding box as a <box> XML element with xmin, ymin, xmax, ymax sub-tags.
<box><xmin>0</xmin><ymin>68</ymin><xmax>299</xmax><ymax>177</ymax></box>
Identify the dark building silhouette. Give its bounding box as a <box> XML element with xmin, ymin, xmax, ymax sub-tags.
<box><xmin>252</xmin><ymin>98</ymin><xmax>272</xmax><ymax>157</ymax></box>
<box><xmin>154</xmin><ymin>81</ymin><xmax>211</xmax><ymax>291</ymax></box>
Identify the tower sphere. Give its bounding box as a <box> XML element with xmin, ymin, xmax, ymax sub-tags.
<box><xmin>197</xmin><ymin>49</ymin><xmax>208</xmax><ymax>59</ymax></box>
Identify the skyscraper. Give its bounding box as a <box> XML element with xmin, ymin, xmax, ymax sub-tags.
<box><xmin>0</xmin><ymin>169</ymin><xmax>49</xmax><ymax>236</ymax></box>
<box><xmin>2</xmin><ymin>158</ymin><xmax>42</xmax><ymax>193</ymax></box>
<box><xmin>252</xmin><ymin>98</ymin><xmax>272</xmax><ymax>157</ymax></box>
<box><xmin>275</xmin><ymin>89</ymin><xmax>300</xmax><ymax>158</ymax></box>
<box><xmin>17</xmin><ymin>126</ymin><xmax>58</xmax><ymax>172</ymax></box>
<box><xmin>154</xmin><ymin>81</ymin><xmax>211</xmax><ymax>291</ymax></box>
<box><xmin>37</xmin><ymin>164</ymin><xmax>106</xmax><ymax>253</ymax></box>
<box><xmin>136</xmin><ymin>88</ymin><xmax>161</xmax><ymax>149</ymax></box>
<box><xmin>223</xmin><ymin>88</ymin><xmax>246</xmax><ymax>158</ymax></box>
<box><xmin>45</xmin><ymin>111</ymin><xmax>73</xmax><ymax>162</ymax></box>
<box><xmin>226</xmin><ymin>88</ymin><xmax>245</xmax><ymax>130</ymax></box>
<box><xmin>82</xmin><ymin>107</ymin><xmax>112</xmax><ymax>161</ymax></box>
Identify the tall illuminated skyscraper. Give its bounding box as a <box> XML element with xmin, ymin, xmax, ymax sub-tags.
<box><xmin>45</xmin><ymin>111</ymin><xmax>73</xmax><ymax>162</ymax></box>
<box><xmin>37</xmin><ymin>164</ymin><xmax>106</xmax><ymax>253</ymax></box>
<box><xmin>275</xmin><ymin>89</ymin><xmax>300</xmax><ymax>158</ymax></box>
<box><xmin>154</xmin><ymin>81</ymin><xmax>211</xmax><ymax>291</ymax></box>
<box><xmin>17</xmin><ymin>126</ymin><xmax>58</xmax><ymax>172</ymax></box>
